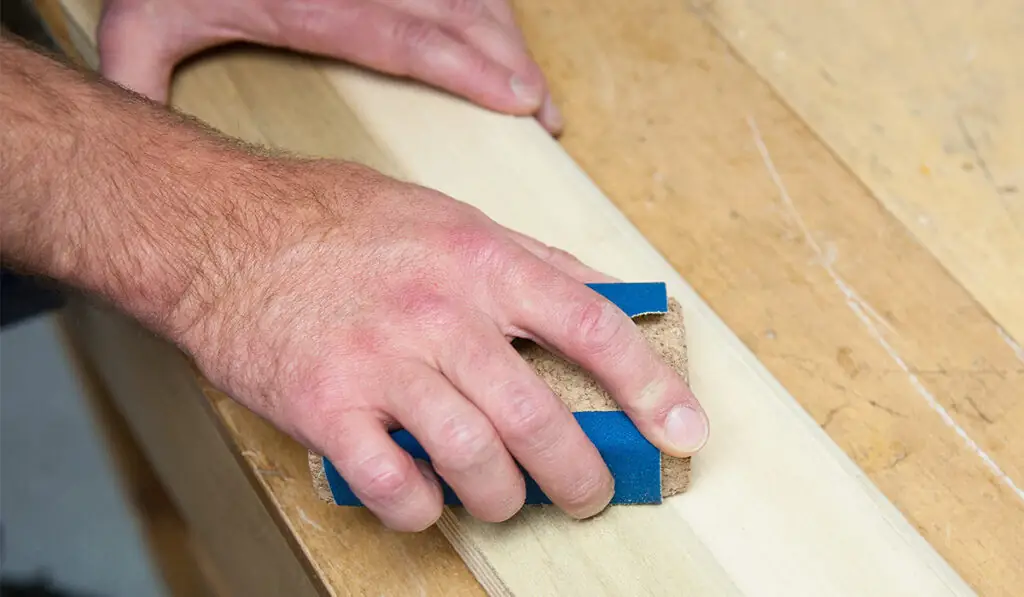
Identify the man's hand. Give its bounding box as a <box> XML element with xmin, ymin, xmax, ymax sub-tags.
<box><xmin>96</xmin><ymin>0</ymin><xmax>563</xmax><ymax>133</ymax></box>
<box><xmin>1</xmin><ymin>36</ymin><xmax>708</xmax><ymax>531</ymax></box>
<box><xmin>162</xmin><ymin>160</ymin><xmax>708</xmax><ymax>530</ymax></box>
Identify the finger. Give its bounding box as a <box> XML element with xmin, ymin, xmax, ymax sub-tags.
<box><xmin>536</xmin><ymin>93</ymin><xmax>565</xmax><ymax>135</ymax></box>
<box><xmin>270</xmin><ymin>3</ymin><xmax>543</xmax><ymax>115</ymax></box>
<box><xmin>383</xmin><ymin>1</ymin><xmax>540</xmax><ymax>79</ymax></box>
<box><xmin>479</xmin><ymin>0</ymin><xmax>520</xmax><ymax>30</ymax></box>
<box><xmin>380</xmin><ymin>1</ymin><xmax>561</xmax><ymax>133</ymax></box>
<box><xmin>435</xmin><ymin>312</ymin><xmax>615</xmax><ymax>519</ymax></box>
<box><xmin>97</xmin><ymin>10</ymin><xmax>175</xmax><ymax>101</ymax></box>
<box><xmin>470</xmin><ymin>0</ymin><xmax>565</xmax><ymax>134</ymax></box>
<box><xmin>503</xmin><ymin>227</ymin><xmax>619</xmax><ymax>283</ymax></box>
<box><xmin>503</xmin><ymin>267</ymin><xmax>710</xmax><ymax>458</ymax></box>
<box><xmin>384</xmin><ymin>362</ymin><xmax>526</xmax><ymax>522</ymax></box>
<box><xmin>378</xmin><ymin>0</ymin><xmax>529</xmax><ymax>68</ymax></box>
<box><xmin>452</xmin><ymin>20</ymin><xmax>563</xmax><ymax>133</ymax></box>
<box><xmin>472</xmin><ymin>0</ymin><xmax>564</xmax><ymax>134</ymax></box>
<box><xmin>321</xmin><ymin>411</ymin><xmax>444</xmax><ymax>531</ymax></box>
<box><xmin>96</xmin><ymin>8</ymin><xmax>229</xmax><ymax>102</ymax></box>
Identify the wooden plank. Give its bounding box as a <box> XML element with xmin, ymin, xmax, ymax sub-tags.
<box><xmin>55</xmin><ymin>0</ymin><xmax>976</xmax><ymax>595</ymax></box>
<box><xmin>690</xmin><ymin>0</ymin><xmax>1024</xmax><ymax>345</ymax></box>
<box><xmin>62</xmin><ymin>296</ymin><xmax>482</xmax><ymax>597</ymax></box>
<box><xmin>510</xmin><ymin>2</ymin><xmax>1024</xmax><ymax>594</ymax></box>
<box><xmin>57</xmin><ymin>320</ymin><xmax>221</xmax><ymax>597</ymax></box>
<box><xmin>60</xmin><ymin>297</ymin><xmax>326</xmax><ymax>597</ymax></box>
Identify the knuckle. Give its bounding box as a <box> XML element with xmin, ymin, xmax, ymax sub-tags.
<box><xmin>435</xmin><ymin>414</ymin><xmax>497</xmax><ymax>471</ymax></box>
<box><xmin>550</xmin><ymin>247</ymin><xmax>587</xmax><ymax>270</ymax></box>
<box><xmin>391</xmin><ymin>17</ymin><xmax>445</xmax><ymax>51</ymax></box>
<box><xmin>569</xmin><ymin>298</ymin><xmax>627</xmax><ymax>355</ymax></box>
<box><xmin>353</xmin><ymin>453</ymin><xmax>413</xmax><ymax>504</ymax></box>
<box><xmin>393</xmin><ymin>288</ymin><xmax>458</xmax><ymax>325</ymax></box>
<box><xmin>441</xmin><ymin>0</ymin><xmax>486</xmax><ymax>20</ymax></box>
<box><xmin>529</xmin><ymin>240</ymin><xmax>554</xmax><ymax>261</ymax></box>
<box><xmin>498</xmin><ymin>382</ymin><xmax>557</xmax><ymax>441</ymax></box>
<box><xmin>448</xmin><ymin>226</ymin><xmax>512</xmax><ymax>272</ymax></box>
<box><xmin>547</xmin><ymin>245</ymin><xmax>573</xmax><ymax>262</ymax></box>
<box><xmin>463</xmin><ymin>52</ymin><xmax>494</xmax><ymax>81</ymax></box>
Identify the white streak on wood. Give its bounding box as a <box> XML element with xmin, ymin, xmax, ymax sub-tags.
<box><xmin>996</xmin><ymin>326</ymin><xmax>1024</xmax><ymax>365</ymax></box>
<box><xmin>745</xmin><ymin>116</ymin><xmax>895</xmax><ymax>336</ymax></box>
<box><xmin>297</xmin><ymin>508</ymin><xmax>325</xmax><ymax>532</ymax></box>
<box><xmin>748</xmin><ymin>115</ymin><xmax>1024</xmax><ymax>504</ymax></box>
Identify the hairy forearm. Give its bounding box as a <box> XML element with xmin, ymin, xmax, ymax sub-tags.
<box><xmin>0</xmin><ymin>35</ymin><xmax>279</xmax><ymax>335</ymax></box>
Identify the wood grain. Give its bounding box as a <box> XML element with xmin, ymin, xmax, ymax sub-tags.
<box><xmin>512</xmin><ymin>1</ymin><xmax>1024</xmax><ymax>593</ymax></box>
<box><xmin>50</xmin><ymin>0</ymin><xmax>1021</xmax><ymax>594</ymax></box>
<box><xmin>691</xmin><ymin>0</ymin><xmax>1024</xmax><ymax>344</ymax></box>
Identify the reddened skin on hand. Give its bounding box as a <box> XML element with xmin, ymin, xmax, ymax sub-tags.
<box><xmin>0</xmin><ymin>5</ymin><xmax>711</xmax><ymax>530</ymax></box>
<box><xmin>162</xmin><ymin>157</ymin><xmax>709</xmax><ymax>530</ymax></box>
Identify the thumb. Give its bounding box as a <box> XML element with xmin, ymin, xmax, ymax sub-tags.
<box><xmin>96</xmin><ymin>12</ymin><xmax>175</xmax><ymax>102</ymax></box>
<box><xmin>96</xmin><ymin>4</ymin><xmax>234</xmax><ymax>104</ymax></box>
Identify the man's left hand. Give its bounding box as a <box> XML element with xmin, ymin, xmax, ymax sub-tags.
<box><xmin>97</xmin><ymin>0</ymin><xmax>562</xmax><ymax>133</ymax></box>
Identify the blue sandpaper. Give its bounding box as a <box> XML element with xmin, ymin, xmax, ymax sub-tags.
<box><xmin>586</xmin><ymin>282</ymin><xmax>667</xmax><ymax>317</ymax></box>
<box><xmin>323</xmin><ymin>411</ymin><xmax>661</xmax><ymax>506</ymax></box>
<box><xmin>323</xmin><ymin>282</ymin><xmax>669</xmax><ymax>507</ymax></box>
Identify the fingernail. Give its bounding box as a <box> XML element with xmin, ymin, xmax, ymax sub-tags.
<box><xmin>510</xmin><ymin>74</ymin><xmax>543</xmax><ymax>107</ymax></box>
<box><xmin>665</xmin><ymin>406</ymin><xmax>709</xmax><ymax>454</ymax></box>
<box><xmin>574</xmin><ymin>476</ymin><xmax>615</xmax><ymax>520</ymax></box>
<box><xmin>539</xmin><ymin>94</ymin><xmax>564</xmax><ymax>134</ymax></box>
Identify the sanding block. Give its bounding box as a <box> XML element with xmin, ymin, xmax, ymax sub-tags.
<box><xmin>309</xmin><ymin>282</ymin><xmax>692</xmax><ymax>506</ymax></box>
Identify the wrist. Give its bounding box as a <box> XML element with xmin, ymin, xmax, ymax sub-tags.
<box><xmin>0</xmin><ymin>37</ymin><xmax>270</xmax><ymax>339</ymax></box>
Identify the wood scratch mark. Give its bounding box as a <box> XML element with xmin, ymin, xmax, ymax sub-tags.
<box><xmin>746</xmin><ymin>116</ymin><xmax>896</xmax><ymax>337</ymax></box>
<box><xmin>845</xmin><ymin>284</ymin><xmax>1023</xmax><ymax>502</ymax></box>
<box><xmin>962</xmin><ymin>395</ymin><xmax>995</xmax><ymax>425</ymax></box>
<box><xmin>996</xmin><ymin>326</ymin><xmax>1024</xmax><ymax>365</ymax></box>
<box><xmin>885</xmin><ymin>448</ymin><xmax>909</xmax><ymax>471</ymax></box>
<box><xmin>955</xmin><ymin>114</ymin><xmax>1002</xmax><ymax>193</ymax></box>
<box><xmin>822</xmin><ymin>403</ymin><xmax>851</xmax><ymax>429</ymax></box>
<box><xmin>868</xmin><ymin>400</ymin><xmax>906</xmax><ymax>418</ymax></box>
<box><xmin>298</xmin><ymin>507</ymin><xmax>324</xmax><ymax>532</ymax></box>
<box><xmin>748</xmin><ymin>115</ymin><xmax>1024</xmax><ymax>505</ymax></box>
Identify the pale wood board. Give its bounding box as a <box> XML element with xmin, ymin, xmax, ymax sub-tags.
<box><xmin>57</xmin><ymin>321</ymin><xmax>221</xmax><ymax>597</ymax></box>
<box><xmin>513</xmin><ymin>1</ymin><xmax>1024</xmax><ymax>592</ymax></box>
<box><xmin>690</xmin><ymin>0</ymin><xmax>1024</xmax><ymax>345</ymax></box>
<box><xmin>56</xmin><ymin>0</ymin><xmax>978</xmax><ymax>595</ymax></box>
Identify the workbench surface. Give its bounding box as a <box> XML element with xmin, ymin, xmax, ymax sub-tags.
<box><xmin>35</xmin><ymin>0</ymin><xmax>1022</xmax><ymax>595</ymax></box>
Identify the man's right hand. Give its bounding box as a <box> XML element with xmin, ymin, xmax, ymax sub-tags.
<box><xmin>1</xmin><ymin>35</ymin><xmax>708</xmax><ymax>532</ymax></box>
<box><xmin>167</xmin><ymin>158</ymin><xmax>710</xmax><ymax>530</ymax></box>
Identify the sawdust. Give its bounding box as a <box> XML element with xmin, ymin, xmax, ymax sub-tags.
<box><xmin>309</xmin><ymin>451</ymin><xmax>334</xmax><ymax>503</ymax></box>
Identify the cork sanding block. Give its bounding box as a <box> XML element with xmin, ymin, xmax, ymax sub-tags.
<box><xmin>308</xmin><ymin>282</ymin><xmax>691</xmax><ymax>506</ymax></box>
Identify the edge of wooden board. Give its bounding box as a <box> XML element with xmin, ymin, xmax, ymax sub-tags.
<box><xmin>320</xmin><ymin>66</ymin><xmax>975</xmax><ymax>595</ymax></box>
<box><xmin>57</xmin><ymin>0</ymin><xmax>975</xmax><ymax>595</ymax></box>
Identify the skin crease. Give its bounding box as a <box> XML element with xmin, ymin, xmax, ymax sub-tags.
<box><xmin>0</xmin><ymin>0</ymin><xmax>711</xmax><ymax>533</ymax></box>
